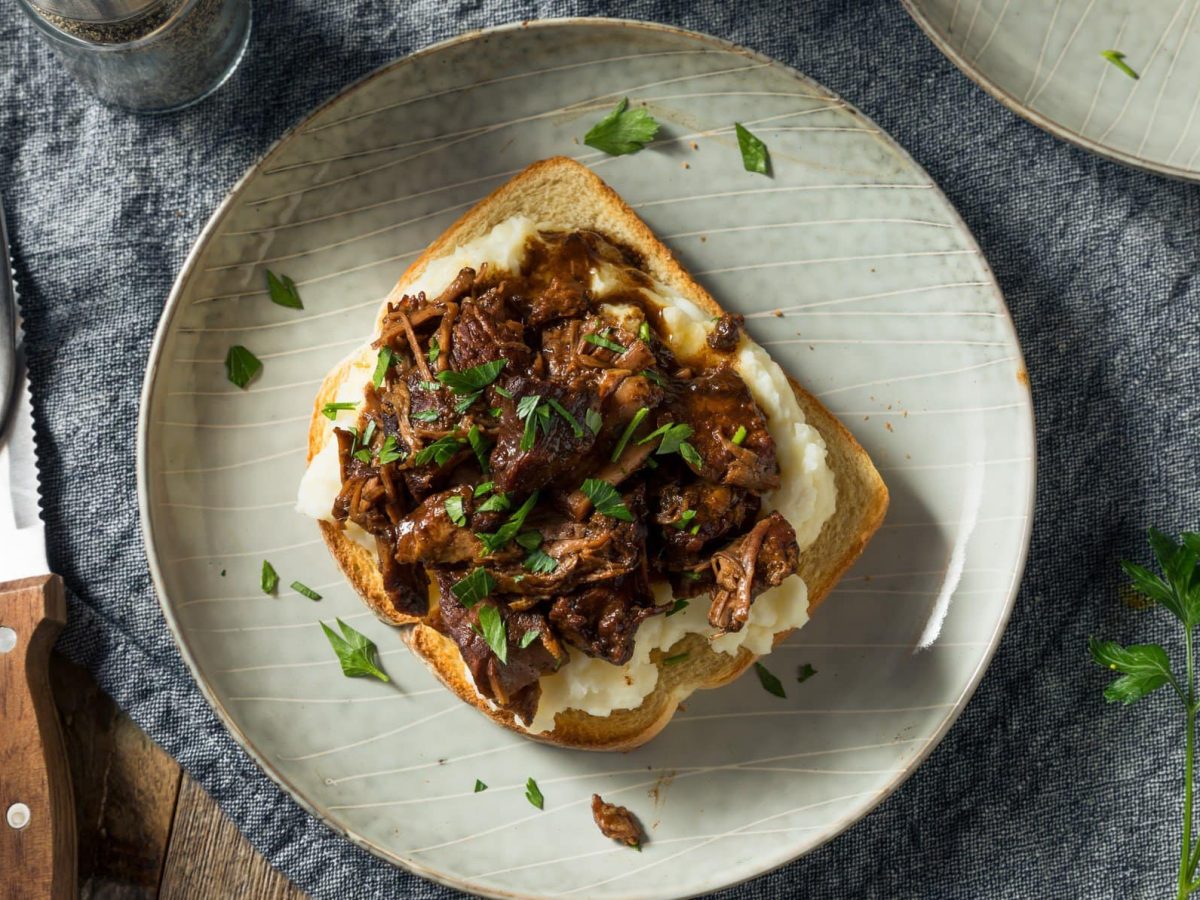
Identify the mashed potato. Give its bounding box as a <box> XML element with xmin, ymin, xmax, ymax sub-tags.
<box><xmin>296</xmin><ymin>217</ymin><xmax>837</xmax><ymax>733</ymax></box>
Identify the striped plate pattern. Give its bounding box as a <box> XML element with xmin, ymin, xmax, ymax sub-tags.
<box><xmin>904</xmin><ymin>0</ymin><xmax>1200</xmax><ymax>180</ymax></box>
<box><xmin>137</xmin><ymin>20</ymin><xmax>1034</xmax><ymax>899</ymax></box>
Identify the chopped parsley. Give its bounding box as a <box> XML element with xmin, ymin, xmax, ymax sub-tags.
<box><xmin>797</xmin><ymin>663</ymin><xmax>818</xmax><ymax>684</ymax></box>
<box><xmin>679</xmin><ymin>442</ymin><xmax>703</xmax><ymax>468</ymax></box>
<box><xmin>546</xmin><ymin>397</ymin><xmax>584</xmax><ymax>437</ymax></box>
<box><xmin>641</xmin><ymin>369</ymin><xmax>667</xmax><ymax>387</ymax></box>
<box><xmin>525</xmin><ymin>777</ymin><xmax>545</xmax><ymax>810</ymax></box>
<box><xmin>261</xmin><ymin>560</ymin><xmax>278</xmax><ymax>594</ymax></box>
<box><xmin>353</xmin><ymin>449</ymin><xmax>372</xmax><ymax>463</ymax></box>
<box><xmin>454</xmin><ymin>392</ymin><xmax>482</xmax><ymax>414</ymax></box>
<box><xmin>476</xmin><ymin>492</ymin><xmax>512</xmax><ymax>514</ymax></box>
<box><xmin>474</xmin><ymin>779</ymin><xmax>488</xmax><ymax>793</ymax></box>
<box><xmin>585</xmin><ymin>330</ymin><xmax>627</xmax><ymax>354</ymax></box>
<box><xmin>754</xmin><ymin>662</ymin><xmax>787</xmax><ymax>698</ymax></box>
<box><xmin>266</xmin><ymin>270</ymin><xmax>302</xmax><ymax>309</ymax></box>
<box><xmin>377</xmin><ymin>435</ymin><xmax>405</xmax><ymax>465</ymax></box>
<box><xmin>639</xmin><ymin>422</ymin><xmax>693</xmax><ymax>454</ymax></box>
<box><xmin>580</xmin><ymin>478</ymin><xmax>634</xmax><ymax>522</ymax></box>
<box><xmin>519</xmin><ymin>629</ymin><xmax>541</xmax><ymax>649</ymax></box>
<box><xmin>493</xmin><ymin>384</ymin><xmax>514</xmax><ymax>400</ymax></box>
<box><xmin>515</xmin><ymin>531</ymin><xmax>543</xmax><ymax>551</ymax></box>
<box><xmin>445</xmin><ymin>495</ymin><xmax>467</xmax><ymax>527</ymax></box>
<box><xmin>321</xmin><ymin>401</ymin><xmax>357</xmax><ymax>420</ymax></box>
<box><xmin>372</xmin><ymin>347</ymin><xmax>394</xmax><ymax>388</ymax></box>
<box><xmin>476</xmin><ymin>603</ymin><xmax>508</xmax><ymax>664</ymax></box>
<box><xmin>517</xmin><ymin>394</ymin><xmax>553</xmax><ymax>451</ymax></box>
<box><xmin>476</xmin><ymin>492</ymin><xmax>539</xmax><ymax>554</ymax></box>
<box><xmin>675</xmin><ymin>509</ymin><xmax>697</xmax><ymax>531</ymax></box>
<box><xmin>524</xmin><ymin>547</ymin><xmax>558</xmax><ymax>574</ymax></box>
<box><xmin>411</xmin><ymin>408</ymin><xmax>441</xmax><ymax>422</ymax></box>
<box><xmin>467</xmin><ymin>425</ymin><xmax>491</xmax><ymax>473</ymax></box>
<box><xmin>585</xmin><ymin>408</ymin><xmax>603</xmax><ymax>435</ymax></box>
<box><xmin>731</xmin><ymin>425</ymin><xmax>748</xmax><ymax>446</ymax></box>
<box><xmin>665</xmin><ymin>598</ymin><xmax>689</xmax><ymax>616</ymax></box>
<box><xmin>291</xmin><ymin>581</ymin><xmax>322</xmax><ymax>601</ymax></box>
<box><xmin>611</xmin><ymin>407</ymin><xmax>649</xmax><ymax>462</ymax></box>
<box><xmin>413</xmin><ymin>434</ymin><xmax>466</xmax><ymax>467</ymax></box>
<box><xmin>474</xmin><ymin>480</ymin><xmax>495</xmax><ymax>498</ymax></box>
<box><xmin>320</xmin><ymin>618</ymin><xmax>388</xmax><ymax>682</ymax></box>
<box><xmin>451</xmin><ymin>567</ymin><xmax>495</xmax><ymax>608</ymax></box>
<box><xmin>638</xmin><ymin>321</ymin><xmax>652</xmax><ymax>342</ymax></box>
<box><xmin>436</xmin><ymin>359</ymin><xmax>506</xmax><ymax>395</ymax></box>
<box><xmin>1101</xmin><ymin>49</ymin><xmax>1139</xmax><ymax>80</ymax></box>
<box><xmin>427</xmin><ymin>337</ymin><xmax>440</xmax><ymax>366</ymax></box>
<box><xmin>225</xmin><ymin>345</ymin><xmax>262</xmax><ymax>389</ymax></box>
<box><xmin>735</xmin><ymin>122</ymin><xmax>770</xmax><ymax>175</ymax></box>
<box><xmin>583</xmin><ymin>97</ymin><xmax>660</xmax><ymax>156</ymax></box>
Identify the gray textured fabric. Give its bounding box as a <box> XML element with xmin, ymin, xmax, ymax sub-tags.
<box><xmin>1</xmin><ymin>0</ymin><xmax>1197</xmax><ymax>897</ymax></box>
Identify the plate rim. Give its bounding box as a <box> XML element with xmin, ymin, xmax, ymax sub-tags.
<box><xmin>900</xmin><ymin>0</ymin><xmax>1200</xmax><ymax>183</ymax></box>
<box><xmin>136</xmin><ymin>16</ymin><xmax>1037</xmax><ymax>898</ymax></box>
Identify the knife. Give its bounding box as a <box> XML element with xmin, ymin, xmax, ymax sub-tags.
<box><xmin>0</xmin><ymin>194</ymin><xmax>77</xmax><ymax>899</ymax></box>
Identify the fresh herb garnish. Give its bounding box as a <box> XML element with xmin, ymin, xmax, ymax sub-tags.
<box><xmin>732</xmin><ymin>425</ymin><xmax>748</xmax><ymax>446</ymax></box>
<box><xmin>413</xmin><ymin>434</ymin><xmax>466</xmax><ymax>467</ymax></box>
<box><xmin>362</xmin><ymin>419</ymin><xmax>376</xmax><ymax>447</ymax></box>
<box><xmin>1090</xmin><ymin>529</ymin><xmax>1200</xmax><ymax>897</ymax></box>
<box><xmin>372</xmin><ymin>347</ymin><xmax>394</xmax><ymax>388</ymax></box>
<box><xmin>476</xmin><ymin>492</ymin><xmax>539</xmax><ymax>553</ymax></box>
<box><xmin>735</xmin><ymin>122</ymin><xmax>770</xmax><ymax>175</ymax></box>
<box><xmin>493</xmin><ymin>385</ymin><xmax>513</xmax><ymax>400</ymax></box>
<box><xmin>516</xmin><ymin>394</ymin><xmax>546</xmax><ymax>451</ymax></box>
<box><xmin>353</xmin><ymin>449</ymin><xmax>372</xmax><ymax>464</ymax></box>
<box><xmin>489</xmin><ymin>406</ymin><xmax>503</xmax><ymax>418</ymax></box>
<box><xmin>640</xmin><ymin>422</ymin><xmax>693</xmax><ymax>455</ymax></box>
<box><xmin>437</xmin><ymin>359</ymin><xmax>506</xmax><ymax>395</ymax></box>
<box><xmin>638</xmin><ymin>321</ymin><xmax>652</xmax><ymax>342</ymax></box>
<box><xmin>445</xmin><ymin>495</ymin><xmax>467</xmax><ymax>527</ymax></box>
<box><xmin>676</xmin><ymin>509</ymin><xmax>697</xmax><ymax>531</ymax></box>
<box><xmin>261</xmin><ymin>560</ymin><xmax>278</xmax><ymax>594</ymax></box>
<box><xmin>585</xmin><ymin>331</ymin><xmax>627</xmax><ymax>354</ymax></box>
<box><xmin>663</xmin><ymin>652</ymin><xmax>689</xmax><ymax>666</ymax></box>
<box><xmin>320</xmin><ymin>618</ymin><xmax>388</xmax><ymax>682</ymax></box>
<box><xmin>454</xmin><ymin>392</ymin><xmax>482</xmax><ymax>414</ymax></box>
<box><xmin>754</xmin><ymin>662</ymin><xmax>786</xmax><ymax>698</ymax></box>
<box><xmin>474</xmin><ymin>779</ymin><xmax>488</xmax><ymax>793</ymax></box>
<box><xmin>427</xmin><ymin>337</ymin><xmax>440</xmax><ymax>366</ymax></box>
<box><xmin>377</xmin><ymin>435</ymin><xmax>405</xmax><ymax>465</ymax></box>
<box><xmin>524</xmin><ymin>547</ymin><xmax>558</xmax><ymax>574</ymax></box>
<box><xmin>681</xmin><ymin>571</ymin><xmax>702</xmax><ymax>582</ymax></box>
<box><xmin>418</xmin><ymin>380</ymin><xmax>442</xmax><ymax>392</ymax></box>
<box><xmin>580</xmin><ymin>478</ymin><xmax>634</xmax><ymax>522</ymax></box>
<box><xmin>475</xmin><ymin>480</ymin><xmax>495</xmax><ymax>498</ymax></box>
<box><xmin>451</xmin><ymin>567</ymin><xmax>495</xmax><ymax>608</ymax></box>
<box><xmin>515</xmin><ymin>531</ymin><xmax>543</xmax><ymax>551</ymax></box>
<box><xmin>467</xmin><ymin>425</ymin><xmax>491</xmax><ymax>473</ymax></box>
<box><xmin>266</xmin><ymin>270</ymin><xmax>303</xmax><ymax>309</ymax></box>
<box><xmin>584</xmin><ymin>97</ymin><xmax>660</xmax><ymax>156</ymax></box>
<box><xmin>476</xmin><ymin>492</ymin><xmax>512</xmax><ymax>514</ymax></box>
<box><xmin>641</xmin><ymin>369</ymin><xmax>667</xmax><ymax>387</ymax></box>
<box><xmin>291</xmin><ymin>581</ymin><xmax>322</xmax><ymax>601</ymax></box>
<box><xmin>797</xmin><ymin>663</ymin><xmax>818</xmax><ymax>684</ymax></box>
<box><xmin>546</xmin><ymin>398</ymin><xmax>584</xmax><ymax>437</ymax></box>
<box><xmin>585</xmin><ymin>408</ymin><xmax>603</xmax><ymax>435</ymax></box>
<box><xmin>665</xmin><ymin>598</ymin><xmax>688</xmax><ymax>616</ymax></box>
<box><xmin>1101</xmin><ymin>49</ymin><xmax>1140</xmax><ymax>80</ymax></box>
<box><xmin>679</xmin><ymin>442</ymin><xmax>703</xmax><ymax>469</ymax></box>
<box><xmin>525</xmin><ymin>777</ymin><xmax>545</xmax><ymax>810</ymax></box>
<box><xmin>411</xmin><ymin>408</ymin><xmax>441</xmax><ymax>423</ymax></box>
<box><xmin>477</xmin><ymin>604</ymin><xmax>508</xmax><ymax>664</ymax></box>
<box><xmin>611</xmin><ymin>407</ymin><xmax>650</xmax><ymax>462</ymax></box>
<box><xmin>321</xmin><ymin>402</ymin><xmax>357</xmax><ymax>420</ymax></box>
<box><xmin>519</xmin><ymin>629</ymin><xmax>541</xmax><ymax>649</ymax></box>
<box><xmin>225</xmin><ymin>345</ymin><xmax>262</xmax><ymax>389</ymax></box>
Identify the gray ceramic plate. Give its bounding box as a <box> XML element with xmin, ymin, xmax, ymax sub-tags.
<box><xmin>138</xmin><ymin>19</ymin><xmax>1034</xmax><ymax>899</ymax></box>
<box><xmin>903</xmin><ymin>0</ymin><xmax>1200</xmax><ymax>181</ymax></box>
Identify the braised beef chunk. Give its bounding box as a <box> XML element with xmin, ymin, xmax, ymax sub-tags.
<box><xmin>329</xmin><ymin>227</ymin><xmax>809</xmax><ymax>722</ymax></box>
<box><xmin>706</xmin><ymin>313</ymin><xmax>744</xmax><ymax>352</ymax></box>
<box><xmin>708</xmin><ymin>512</ymin><xmax>800</xmax><ymax>633</ymax></box>
<box><xmin>669</xmin><ymin>369</ymin><xmax>780</xmax><ymax>491</ymax></box>
<box><xmin>591</xmin><ymin>795</ymin><xmax>644</xmax><ymax>847</ymax></box>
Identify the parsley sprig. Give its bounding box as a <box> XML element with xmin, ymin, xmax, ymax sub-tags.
<box><xmin>320</xmin><ymin>618</ymin><xmax>388</xmax><ymax>682</ymax></box>
<box><xmin>584</xmin><ymin>97</ymin><xmax>660</xmax><ymax>156</ymax></box>
<box><xmin>1090</xmin><ymin>528</ymin><xmax>1200</xmax><ymax>897</ymax></box>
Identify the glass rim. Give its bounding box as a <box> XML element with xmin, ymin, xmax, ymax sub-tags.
<box><xmin>15</xmin><ymin>0</ymin><xmax>221</xmax><ymax>52</ymax></box>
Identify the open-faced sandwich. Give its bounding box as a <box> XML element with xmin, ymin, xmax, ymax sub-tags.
<box><xmin>296</xmin><ymin>157</ymin><xmax>888</xmax><ymax>750</ymax></box>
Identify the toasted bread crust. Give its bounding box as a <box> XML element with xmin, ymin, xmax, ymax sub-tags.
<box><xmin>305</xmin><ymin>157</ymin><xmax>888</xmax><ymax>750</ymax></box>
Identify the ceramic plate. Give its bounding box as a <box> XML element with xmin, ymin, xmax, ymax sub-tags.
<box><xmin>138</xmin><ymin>19</ymin><xmax>1034</xmax><ymax>899</ymax></box>
<box><xmin>903</xmin><ymin>0</ymin><xmax>1200</xmax><ymax>180</ymax></box>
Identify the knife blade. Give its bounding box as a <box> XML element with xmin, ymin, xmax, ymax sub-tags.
<box><xmin>0</xmin><ymin>193</ymin><xmax>77</xmax><ymax>898</ymax></box>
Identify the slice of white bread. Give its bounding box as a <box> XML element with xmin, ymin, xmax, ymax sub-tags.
<box><xmin>306</xmin><ymin>157</ymin><xmax>888</xmax><ymax>750</ymax></box>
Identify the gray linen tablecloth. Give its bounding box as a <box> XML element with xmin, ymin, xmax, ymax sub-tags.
<box><xmin>2</xmin><ymin>1</ymin><xmax>1198</xmax><ymax>897</ymax></box>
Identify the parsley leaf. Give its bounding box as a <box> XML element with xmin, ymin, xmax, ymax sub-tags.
<box><xmin>585</xmin><ymin>408</ymin><xmax>603</xmax><ymax>435</ymax></box>
<box><xmin>377</xmin><ymin>435</ymin><xmax>405</xmax><ymax>465</ymax></box>
<box><xmin>585</xmin><ymin>331</ymin><xmax>627</xmax><ymax>354</ymax></box>
<box><xmin>611</xmin><ymin>407</ymin><xmax>649</xmax><ymax>462</ymax></box>
<box><xmin>474</xmin><ymin>779</ymin><xmax>488</xmax><ymax>793</ymax></box>
<box><xmin>372</xmin><ymin>347</ymin><xmax>394</xmax><ymax>388</ymax></box>
<box><xmin>735</xmin><ymin>122</ymin><xmax>770</xmax><ymax>175</ymax></box>
<box><xmin>411</xmin><ymin>408</ymin><xmax>441</xmax><ymax>423</ymax></box>
<box><xmin>1089</xmin><ymin>638</ymin><xmax>1176</xmax><ymax>704</ymax></box>
<box><xmin>641</xmin><ymin>369</ymin><xmax>667</xmax><ymax>387</ymax></box>
<box><xmin>477</xmin><ymin>603</ymin><xmax>508</xmax><ymax>664</ymax></box>
<box><xmin>525</xmin><ymin>777</ymin><xmax>545</xmax><ymax>810</ymax></box>
<box><xmin>546</xmin><ymin>398</ymin><xmax>584</xmax><ymax>437</ymax></box>
<box><xmin>427</xmin><ymin>337</ymin><xmax>440</xmax><ymax>366</ymax></box>
<box><xmin>679</xmin><ymin>442</ymin><xmax>703</xmax><ymax>469</ymax></box>
<box><xmin>675</xmin><ymin>509</ymin><xmax>697</xmax><ymax>531</ymax></box>
<box><xmin>320</xmin><ymin>618</ymin><xmax>389</xmax><ymax>682</ymax></box>
<box><xmin>663</xmin><ymin>652</ymin><xmax>689</xmax><ymax>666</ymax></box>
<box><xmin>641</xmin><ymin>422</ymin><xmax>694</xmax><ymax>455</ymax></box>
<box><xmin>584</xmin><ymin>97</ymin><xmax>660</xmax><ymax>156</ymax></box>
<box><xmin>261</xmin><ymin>560</ymin><xmax>278</xmax><ymax>594</ymax></box>
<box><xmin>524</xmin><ymin>547</ymin><xmax>558</xmax><ymax>574</ymax></box>
<box><xmin>445</xmin><ymin>495</ymin><xmax>467</xmax><ymax>527</ymax></box>
<box><xmin>291</xmin><ymin>581</ymin><xmax>322</xmax><ymax>601</ymax></box>
<box><xmin>797</xmin><ymin>663</ymin><xmax>818</xmax><ymax>684</ymax></box>
<box><xmin>754</xmin><ymin>662</ymin><xmax>787</xmax><ymax>698</ymax></box>
<box><xmin>225</xmin><ymin>345</ymin><xmax>262</xmax><ymax>389</ymax></box>
<box><xmin>467</xmin><ymin>425</ymin><xmax>491</xmax><ymax>473</ymax></box>
<box><xmin>519</xmin><ymin>629</ymin><xmax>541</xmax><ymax>649</ymax></box>
<box><xmin>665</xmin><ymin>598</ymin><xmax>688</xmax><ymax>616</ymax></box>
<box><xmin>732</xmin><ymin>425</ymin><xmax>748</xmax><ymax>446</ymax></box>
<box><xmin>455</xmin><ymin>391</ymin><xmax>482</xmax><ymax>415</ymax></box>
<box><xmin>451</xmin><ymin>567</ymin><xmax>495</xmax><ymax>609</ymax></box>
<box><xmin>321</xmin><ymin>401</ymin><xmax>358</xmax><ymax>420</ymax></box>
<box><xmin>353</xmin><ymin>448</ymin><xmax>372</xmax><ymax>464</ymax></box>
<box><xmin>580</xmin><ymin>478</ymin><xmax>634</xmax><ymax>522</ymax></box>
<box><xmin>414</xmin><ymin>434</ymin><xmax>466</xmax><ymax>467</ymax></box>
<box><xmin>493</xmin><ymin>385</ymin><xmax>513</xmax><ymax>400</ymax></box>
<box><xmin>437</xmin><ymin>359</ymin><xmax>506</xmax><ymax>395</ymax></box>
<box><xmin>1101</xmin><ymin>49</ymin><xmax>1139</xmax><ymax>79</ymax></box>
<box><xmin>266</xmin><ymin>270</ymin><xmax>303</xmax><ymax>309</ymax></box>
<box><xmin>515</xmin><ymin>530</ymin><xmax>543</xmax><ymax>551</ymax></box>
<box><xmin>517</xmin><ymin>394</ymin><xmax>544</xmax><ymax>451</ymax></box>
<box><xmin>476</xmin><ymin>492</ymin><xmax>512</xmax><ymax>514</ymax></box>
<box><xmin>475</xmin><ymin>480</ymin><xmax>495</xmax><ymax>498</ymax></box>
<box><xmin>638</xmin><ymin>321</ymin><xmax>652</xmax><ymax>342</ymax></box>
<box><xmin>476</xmin><ymin>492</ymin><xmax>539</xmax><ymax>554</ymax></box>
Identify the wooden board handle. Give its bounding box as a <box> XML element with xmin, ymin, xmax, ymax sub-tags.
<box><xmin>0</xmin><ymin>574</ymin><xmax>77</xmax><ymax>899</ymax></box>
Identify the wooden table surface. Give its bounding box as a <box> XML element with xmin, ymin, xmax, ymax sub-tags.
<box><xmin>50</xmin><ymin>654</ymin><xmax>306</xmax><ymax>899</ymax></box>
